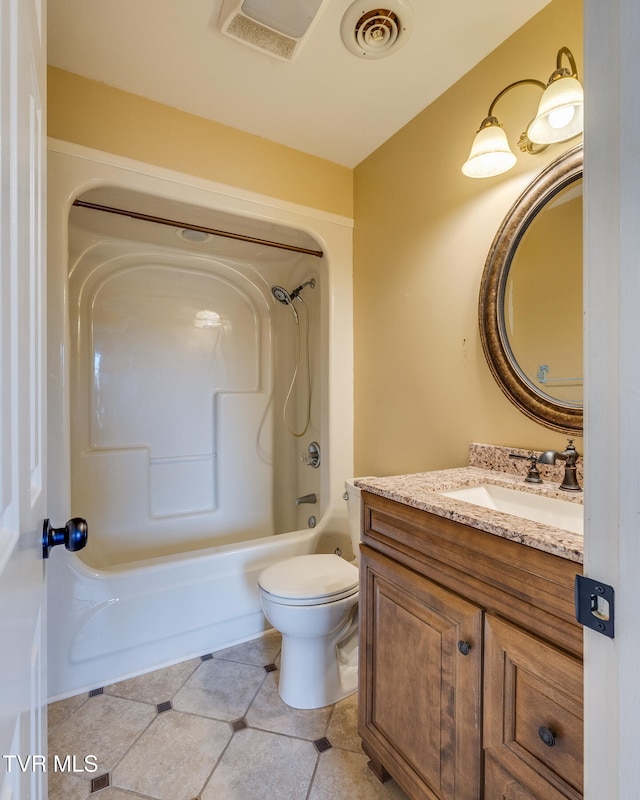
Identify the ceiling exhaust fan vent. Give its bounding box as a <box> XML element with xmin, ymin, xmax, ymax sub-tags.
<box><xmin>218</xmin><ymin>0</ymin><xmax>328</xmax><ymax>62</ymax></box>
<box><xmin>341</xmin><ymin>1</ymin><xmax>414</xmax><ymax>59</ymax></box>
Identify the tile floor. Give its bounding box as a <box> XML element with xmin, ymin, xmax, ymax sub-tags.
<box><xmin>48</xmin><ymin>632</ymin><xmax>409</xmax><ymax>800</ymax></box>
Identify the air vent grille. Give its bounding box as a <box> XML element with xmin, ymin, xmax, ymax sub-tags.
<box><xmin>341</xmin><ymin>0</ymin><xmax>414</xmax><ymax>59</ymax></box>
<box><xmin>354</xmin><ymin>10</ymin><xmax>400</xmax><ymax>53</ymax></box>
<box><xmin>225</xmin><ymin>13</ymin><xmax>297</xmax><ymax>61</ymax></box>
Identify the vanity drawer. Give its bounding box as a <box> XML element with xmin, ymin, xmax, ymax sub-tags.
<box><xmin>361</xmin><ymin>491</ymin><xmax>582</xmax><ymax>657</ymax></box>
<box><xmin>483</xmin><ymin>614</ymin><xmax>583</xmax><ymax>799</ymax></box>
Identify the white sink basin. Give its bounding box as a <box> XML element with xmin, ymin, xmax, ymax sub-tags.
<box><xmin>440</xmin><ymin>483</ymin><xmax>583</xmax><ymax>535</ymax></box>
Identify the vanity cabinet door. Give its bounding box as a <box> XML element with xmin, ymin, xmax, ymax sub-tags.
<box><xmin>359</xmin><ymin>544</ymin><xmax>483</xmax><ymax>800</ymax></box>
<box><xmin>484</xmin><ymin>614</ymin><xmax>583</xmax><ymax>800</ymax></box>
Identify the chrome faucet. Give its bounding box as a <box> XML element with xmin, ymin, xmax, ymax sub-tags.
<box><xmin>295</xmin><ymin>493</ymin><xmax>317</xmax><ymax>505</ymax></box>
<box><xmin>537</xmin><ymin>439</ymin><xmax>582</xmax><ymax>492</ymax></box>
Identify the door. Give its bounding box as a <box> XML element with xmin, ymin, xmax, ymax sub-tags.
<box><xmin>583</xmin><ymin>0</ymin><xmax>640</xmax><ymax>797</ymax></box>
<box><xmin>0</xmin><ymin>0</ymin><xmax>47</xmax><ymax>796</ymax></box>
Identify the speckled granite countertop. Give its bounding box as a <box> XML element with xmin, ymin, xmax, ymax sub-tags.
<box><xmin>355</xmin><ymin>459</ymin><xmax>584</xmax><ymax>564</ymax></box>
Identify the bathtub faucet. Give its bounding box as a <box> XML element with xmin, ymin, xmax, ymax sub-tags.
<box><xmin>295</xmin><ymin>493</ymin><xmax>317</xmax><ymax>505</ymax></box>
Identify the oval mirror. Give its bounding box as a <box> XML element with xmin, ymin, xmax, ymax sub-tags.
<box><xmin>479</xmin><ymin>145</ymin><xmax>583</xmax><ymax>434</ymax></box>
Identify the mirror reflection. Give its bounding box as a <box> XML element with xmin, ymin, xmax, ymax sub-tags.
<box><xmin>479</xmin><ymin>145</ymin><xmax>583</xmax><ymax>434</ymax></box>
<box><xmin>503</xmin><ymin>178</ymin><xmax>583</xmax><ymax>406</ymax></box>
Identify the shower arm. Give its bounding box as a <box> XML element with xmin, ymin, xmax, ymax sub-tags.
<box><xmin>290</xmin><ymin>278</ymin><xmax>316</xmax><ymax>300</ymax></box>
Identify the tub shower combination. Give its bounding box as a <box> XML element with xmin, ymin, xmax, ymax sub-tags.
<box><xmin>47</xmin><ymin>147</ymin><xmax>354</xmax><ymax>699</ymax></box>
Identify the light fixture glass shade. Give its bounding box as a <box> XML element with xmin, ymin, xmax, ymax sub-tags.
<box><xmin>526</xmin><ymin>75</ymin><xmax>584</xmax><ymax>145</ymax></box>
<box><xmin>462</xmin><ymin>120</ymin><xmax>517</xmax><ymax>178</ymax></box>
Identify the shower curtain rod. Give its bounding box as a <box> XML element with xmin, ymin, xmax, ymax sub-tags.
<box><xmin>72</xmin><ymin>199</ymin><xmax>325</xmax><ymax>258</ymax></box>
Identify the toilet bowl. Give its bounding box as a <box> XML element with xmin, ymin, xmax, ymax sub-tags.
<box><xmin>258</xmin><ymin>480</ymin><xmax>362</xmax><ymax>709</ymax></box>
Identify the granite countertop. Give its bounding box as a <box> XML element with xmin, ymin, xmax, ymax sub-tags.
<box><xmin>355</xmin><ymin>465</ymin><xmax>584</xmax><ymax>564</ymax></box>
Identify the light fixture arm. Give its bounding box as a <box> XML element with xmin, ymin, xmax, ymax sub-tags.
<box><xmin>478</xmin><ymin>78</ymin><xmax>548</xmax><ymax>156</ymax></box>
<box><xmin>486</xmin><ymin>78</ymin><xmax>546</xmax><ymax>119</ymax></box>
<box><xmin>555</xmin><ymin>46</ymin><xmax>579</xmax><ymax>79</ymax></box>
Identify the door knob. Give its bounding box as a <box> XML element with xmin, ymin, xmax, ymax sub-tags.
<box><xmin>42</xmin><ymin>517</ymin><xmax>88</xmax><ymax>559</ymax></box>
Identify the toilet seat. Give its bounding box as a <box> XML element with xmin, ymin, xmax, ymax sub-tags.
<box><xmin>259</xmin><ymin>554</ymin><xmax>359</xmax><ymax>607</ymax></box>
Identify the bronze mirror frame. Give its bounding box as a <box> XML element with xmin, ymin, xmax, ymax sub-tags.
<box><xmin>478</xmin><ymin>144</ymin><xmax>583</xmax><ymax>434</ymax></box>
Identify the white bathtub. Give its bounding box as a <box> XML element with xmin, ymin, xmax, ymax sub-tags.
<box><xmin>46</xmin><ymin>141</ymin><xmax>354</xmax><ymax>699</ymax></box>
<box><xmin>46</xmin><ymin>519</ymin><xmax>353</xmax><ymax>700</ymax></box>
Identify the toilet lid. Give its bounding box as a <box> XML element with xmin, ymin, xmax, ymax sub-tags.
<box><xmin>259</xmin><ymin>554</ymin><xmax>359</xmax><ymax>604</ymax></box>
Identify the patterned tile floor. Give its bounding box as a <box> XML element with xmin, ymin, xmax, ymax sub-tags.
<box><xmin>48</xmin><ymin>632</ymin><xmax>409</xmax><ymax>800</ymax></box>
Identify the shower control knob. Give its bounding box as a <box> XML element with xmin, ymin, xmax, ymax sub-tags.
<box><xmin>301</xmin><ymin>441</ymin><xmax>321</xmax><ymax>469</ymax></box>
<box><xmin>42</xmin><ymin>517</ymin><xmax>88</xmax><ymax>559</ymax></box>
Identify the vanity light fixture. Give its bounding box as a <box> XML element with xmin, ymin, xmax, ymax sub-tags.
<box><xmin>462</xmin><ymin>47</ymin><xmax>583</xmax><ymax>179</ymax></box>
<box><xmin>527</xmin><ymin>47</ymin><xmax>584</xmax><ymax>145</ymax></box>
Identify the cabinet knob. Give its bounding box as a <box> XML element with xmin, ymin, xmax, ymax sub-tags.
<box><xmin>538</xmin><ymin>726</ymin><xmax>556</xmax><ymax>747</ymax></box>
<box><xmin>457</xmin><ymin>640</ymin><xmax>471</xmax><ymax>656</ymax></box>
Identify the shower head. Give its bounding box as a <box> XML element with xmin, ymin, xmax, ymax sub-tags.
<box><xmin>272</xmin><ymin>285</ymin><xmax>292</xmax><ymax>305</ymax></box>
<box><xmin>271</xmin><ymin>278</ymin><xmax>316</xmax><ymax>306</ymax></box>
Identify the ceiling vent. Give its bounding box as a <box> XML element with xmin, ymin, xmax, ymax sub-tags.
<box><xmin>218</xmin><ymin>0</ymin><xmax>328</xmax><ymax>62</ymax></box>
<box><xmin>341</xmin><ymin>0</ymin><xmax>414</xmax><ymax>59</ymax></box>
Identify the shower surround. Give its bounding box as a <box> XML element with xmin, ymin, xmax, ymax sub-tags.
<box><xmin>46</xmin><ymin>141</ymin><xmax>354</xmax><ymax>699</ymax></box>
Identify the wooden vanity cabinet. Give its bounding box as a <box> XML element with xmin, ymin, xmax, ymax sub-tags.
<box><xmin>358</xmin><ymin>491</ymin><xmax>583</xmax><ymax>800</ymax></box>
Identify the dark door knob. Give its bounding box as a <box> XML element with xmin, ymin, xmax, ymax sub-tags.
<box><xmin>457</xmin><ymin>640</ymin><xmax>472</xmax><ymax>656</ymax></box>
<box><xmin>42</xmin><ymin>517</ymin><xmax>88</xmax><ymax>559</ymax></box>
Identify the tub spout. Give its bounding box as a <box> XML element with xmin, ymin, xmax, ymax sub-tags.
<box><xmin>295</xmin><ymin>493</ymin><xmax>317</xmax><ymax>505</ymax></box>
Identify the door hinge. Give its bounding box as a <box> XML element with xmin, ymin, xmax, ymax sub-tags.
<box><xmin>575</xmin><ymin>575</ymin><xmax>615</xmax><ymax>638</ymax></box>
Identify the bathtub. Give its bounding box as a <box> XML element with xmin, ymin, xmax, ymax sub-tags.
<box><xmin>46</xmin><ymin>517</ymin><xmax>353</xmax><ymax>700</ymax></box>
<box><xmin>46</xmin><ymin>141</ymin><xmax>354</xmax><ymax>699</ymax></box>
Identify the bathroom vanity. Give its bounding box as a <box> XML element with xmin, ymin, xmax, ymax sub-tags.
<box><xmin>356</xmin><ymin>457</ymin><xmax>584</xmax><ymax>800</ymax></box>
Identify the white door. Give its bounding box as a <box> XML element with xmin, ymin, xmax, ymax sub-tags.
<box><xmin>0</xmin><ymin>0</ymin><xmax>47</xmax><ymax>796</ymax></box>
<box><xmin>584</xmin><ymin>0</ymin><xmax>640</xmax><ymax>796</ymax></box>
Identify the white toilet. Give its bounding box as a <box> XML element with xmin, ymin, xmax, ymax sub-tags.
<box><xmin>258</xmin><ymin>480</ymin><xmax>362</xmax><ymax>709</ymax></box>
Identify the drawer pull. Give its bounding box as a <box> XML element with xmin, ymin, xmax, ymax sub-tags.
<box><xmin>457</xmin><ymin>640</ymin><xmax>471</xmax><ymax>656</ymax></box>
<box><xmin>538</xmin><ymin>726</ymin><xmax>556</xmax><ymax>747</ymax></box>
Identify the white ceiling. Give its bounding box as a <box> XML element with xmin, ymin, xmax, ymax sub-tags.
<box><xmin>47</xmin><ymin>0</ymin><xmax>552</xmax><ymax>168</ymax></box>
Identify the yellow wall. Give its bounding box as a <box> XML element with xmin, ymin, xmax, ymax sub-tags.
<box><xmin>48</xmin><ymin>0</ymin><xmax>584</xmax><ymax>479</ymax></box>
<box><xmin>47</xmin><ymin>66</ymin><xmax>353</xmax><ymax>218</ymax></box>
<box><xmin>354</xmin><ymin>0</ymin><xmax>583</xmax><ymax>476</ymax></box>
